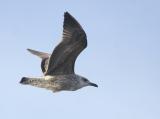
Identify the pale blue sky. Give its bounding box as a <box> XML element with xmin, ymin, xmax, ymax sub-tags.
<box><xmin>0</xmin><ymin>0</ymin><xmax>160</xmax><ymax>119</ymax></box>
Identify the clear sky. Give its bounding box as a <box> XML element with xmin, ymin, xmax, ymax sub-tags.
<box><xmin>0</xmin><ymin>0</ymin><xmax>160</xmax><ymax>119</ymax></box>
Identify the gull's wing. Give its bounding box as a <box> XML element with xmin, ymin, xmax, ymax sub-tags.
<box><xmin>27</xmin><ymin>49</ymin><xmax>50</xmax><ymax>59</ymax></box>
<box><xmin>45</xmin><ymin>12</ymin><xmax>87</xmax><ymax>75</ymax></box>
<box><xmin>27</xmin><ymin>49</ymin><xmax>50</xmax><ymax>74</ymax></box>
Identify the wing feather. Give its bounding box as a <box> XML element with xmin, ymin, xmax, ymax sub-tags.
<box><xmin>45</xmin><ymin>12</ymin><xmax>87</xmax><ymax>75</ymax></box>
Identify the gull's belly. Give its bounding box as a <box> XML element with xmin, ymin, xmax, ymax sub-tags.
<box><xmin>43</xmin><ymin>74</ymin><xmax>80</xmax><ymax>92</ymax></box>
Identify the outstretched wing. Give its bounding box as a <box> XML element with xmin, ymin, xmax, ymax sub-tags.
<box><xmin>27</xmin><ymin>49</ymin><xmax>50</xmax><ymax>74</ymax></box>
<box><xmin>45</xmin><ymin>12</ymin><xmax>87</xmax><ymax>76</ymax></box>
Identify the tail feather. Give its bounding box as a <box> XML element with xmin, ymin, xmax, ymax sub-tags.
<box><xmin>19</xmin><ymin>77</ymin><xmax>50</xmax><ymax>89</ymax></box>
<box><xmin>20</xmin><ymin>77</ymin><xmax>30</xmax><ymax>84</ymax></box>
<box><xmin>27</xmin><ymin>48</ymin><xmax>50</xmax><ymax>59</ymax></box>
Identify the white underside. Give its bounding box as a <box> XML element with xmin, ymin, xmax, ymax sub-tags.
<box><xmin>44</xmin><ymin>75</ymin><xmax>54</xmax><ymax>80</ymax></box>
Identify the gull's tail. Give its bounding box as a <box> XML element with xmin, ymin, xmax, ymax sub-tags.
<box><xmin>20</xmin><ymin>77</ymin><xmax>30</xmax><ymax>84</ymax></box>
<box><xmin>20</xmin><ymin>77</ymin><xmax>45</xmax><ymax>85</ymax></box>
<box><xmin>27</xmin><ymin>48</ymin><xmax>50</xmax><ymax>59</ymax></box>
<box><xmin>20</xmin><ymin>77</ymin><xmax>49</xmax><ymax>89</ymax></box>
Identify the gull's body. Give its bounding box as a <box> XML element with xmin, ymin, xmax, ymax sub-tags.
<box><xmin>21</xmin><ymin>74</ymin><xmax>91</xmax><ymax>92</ymax></box>
<box><xmin>20</xmin><ymin>12</ymin><xmax>98</xmax><ymax>93</ymax></box>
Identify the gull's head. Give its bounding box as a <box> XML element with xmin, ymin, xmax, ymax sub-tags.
<box><xmin>79</xmin><ymin>77</ymin><xmax>98</xmax><ymax>88</ymax></box>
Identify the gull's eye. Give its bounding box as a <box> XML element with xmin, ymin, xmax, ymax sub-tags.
<box><xmin>83</xmin><ymin>78</ymin><xmax>88</xmax><ymax>82</ymax></box>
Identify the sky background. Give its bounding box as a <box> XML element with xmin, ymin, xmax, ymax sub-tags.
<box><xmin>0</xmin><ymin>0</ymin><xmax>160</xmax><ymax>119</ymax></box>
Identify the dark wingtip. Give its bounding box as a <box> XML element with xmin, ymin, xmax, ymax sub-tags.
<box><xmin>27</xmin><ymin>48</ymin><xmax>33</xmax><ymax>53</ymax></box>
<box><xmin>63</xmin><ymin>11</ymin><xmax>84</xmax><ymax>31</ymax></box>
<box><xmin>20</xmin><ymin>77</ymin><xmax>29</xmax><ymax>84</ymax></box>
<box><xmin>64</xmin><ymin>11</ymin><xmax>70</xmax><ymax>16</ymax></box>
<box><xmin>27</xmin><ymin>48</ymin><xmax>34</xmax><ymax>53</ymax></box>
<box><xmin>64</xmin><ymin>11</ymin><xmax>73</xmax><ymax>20</ymax></box>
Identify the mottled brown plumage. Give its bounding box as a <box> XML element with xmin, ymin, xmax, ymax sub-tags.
<box><xmin>20</xmin><ymin>12</ymin><xmax>98</xmax><ymax>93</ymax></box>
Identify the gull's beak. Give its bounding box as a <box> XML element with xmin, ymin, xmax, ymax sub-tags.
<box><xmin>89</xmin><ymin>82</ymin><xmax>98</xmax><ymax>87</ymax></box>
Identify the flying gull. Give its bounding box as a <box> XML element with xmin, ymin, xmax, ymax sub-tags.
<box><xmin>20</xmin><ymin>12</ymin><xmax>98</xmax><ymax>92</ymax></box>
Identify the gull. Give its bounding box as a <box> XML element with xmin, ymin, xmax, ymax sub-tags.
<box><xmin>20</xmin><ymin>12</ymin><xmax>98</xmax><ymax>92</ymax></box>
